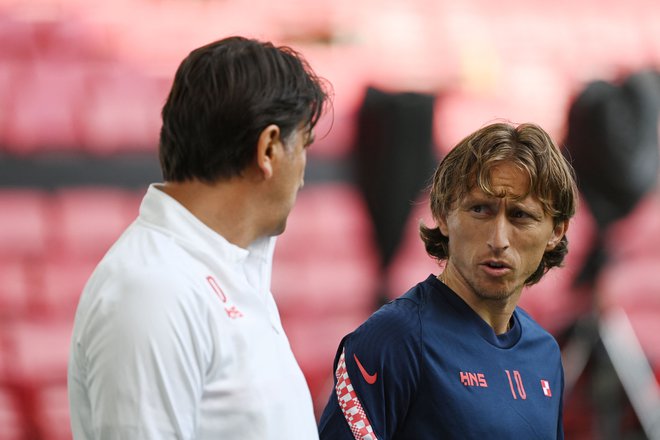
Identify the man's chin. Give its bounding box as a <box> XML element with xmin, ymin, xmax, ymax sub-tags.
<box><xmin>473</xmin><ymin>281</ymin><xmax>517</xmax><ymax>302</ymax></box>
<box><xmin>270</xmin><ymin>220</ymin><xmax>288</xmax><ymax>237</ymax></box>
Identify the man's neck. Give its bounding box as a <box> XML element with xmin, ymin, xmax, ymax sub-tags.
<box><xmin>438</xmin><ymin>270</ymin><xmax>520</xmax><ymax>335</ymax></box>
<box><xmin>158</xmin><ymin>180</ymin><xmax>260</xmax><ymax>249</ymax></box>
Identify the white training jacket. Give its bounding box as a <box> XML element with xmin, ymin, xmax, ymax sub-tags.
<box><xmin>68</xmin><ymin>184</ymin><xmax>319</xmax><ymax>439</ymax></box>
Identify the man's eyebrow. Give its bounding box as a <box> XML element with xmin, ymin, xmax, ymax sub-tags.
<box><xmin>462</xmin><ymin>192</ymin><xmax>541</xmax><ymax>206</ymax></box>
<box><xmin>508</xmin><ymin>198</ymin><xmax>547</xmax><ymax>215</ymax></box>
<box><xmin>462</xmin><ymin>192</ymin><xmax>496</xmax><ymax>202</ymax></box>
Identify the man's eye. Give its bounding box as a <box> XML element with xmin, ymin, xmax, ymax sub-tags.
<box><xmin>512</xmin><ymin>210</ymin><xmax>529</xmax><ymax>219</ymax></box>
<box><xmin>471</xmin><ymin>205</ymin><xmax>484</xmax><ymax>213</ymax></box>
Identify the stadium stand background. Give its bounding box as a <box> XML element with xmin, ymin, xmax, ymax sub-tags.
<box><xmin>0</xmin><ymin>0</ymin><xmax>659</xmax><ymax>438</ymax></box>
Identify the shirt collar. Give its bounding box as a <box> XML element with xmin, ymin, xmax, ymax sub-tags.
<box><xmin>428</xmin><ymin>275</ymin><xmax>522</xmax><ymax>348</ymax></box>
<box><xmin>138</xmin><ymin>183</ymin><xmax>275</xmax><ymax>264</ymax></box>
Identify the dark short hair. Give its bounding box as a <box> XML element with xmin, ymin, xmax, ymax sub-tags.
<box><xmin>419</xmin><ymin>122</ymin><xmax>578</xmax><ymax>285</ymax></box>
<box><xmin>159</xmin><ymin>36</ymin><xmax>330</xmax><ymax>182</ymax></box>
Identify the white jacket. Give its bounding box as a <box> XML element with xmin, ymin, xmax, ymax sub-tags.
<box><xmin>68</xmin><ymin>184</ymin><xmax>318</xmax><ymax>439</ymax></box>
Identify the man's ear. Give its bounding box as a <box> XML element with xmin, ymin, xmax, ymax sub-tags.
<box><xmin>546</xmin><ymin>219</ymin><xmax>569</xmax><ymax>251</ymax></box>
<box><xmin>436</xmin><ymin>213</ymin><xmax>449</xmax><ymax>237</ymax></box>
<box><xmin>256</xmin><ymin>124</ymin><xmax>281</xmax><ymax>179</ymax></box>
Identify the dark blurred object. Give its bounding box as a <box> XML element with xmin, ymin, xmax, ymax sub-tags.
<box><xmin>565</xmin><ymin>69</ymin><xmax>660</xmax><ymax>284</ymax></box>
<box><xmin>354</xmin><ymin>87</ymin><xmax>437</xmax><ymax>270</ymax></box>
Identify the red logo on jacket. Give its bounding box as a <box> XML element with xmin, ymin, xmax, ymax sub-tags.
<box><xmin>206</xmin><ymin>276</ymin><xmax>244</xmax><ymax>319</ymax></box>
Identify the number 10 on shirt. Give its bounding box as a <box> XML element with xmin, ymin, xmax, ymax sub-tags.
<box><xmin>505</xmin><ymin>370</ymin><xmax>527</xmax><ymax>400</ymax></box>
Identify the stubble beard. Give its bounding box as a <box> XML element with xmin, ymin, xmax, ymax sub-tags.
<box><xmin>467</xmin><ymin>276</ymin><xmax>519</xmax><ymax>303</ymax></box>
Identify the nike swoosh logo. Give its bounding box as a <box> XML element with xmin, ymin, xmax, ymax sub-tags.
<box><xmin>353</xmin><ymin>353</ymin><xmax>377</xmax><ymax>384</ymax></box>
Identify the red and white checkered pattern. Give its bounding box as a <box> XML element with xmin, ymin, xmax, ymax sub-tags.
<box><xmin>541</xmin><ymin>380</ymin><xmax>552</xmax><ymax>397</ymax></box>
<box><xmin>335</xmin><ymin>348</ymin><xmax>378</xmax><ymax>440</ymax></box>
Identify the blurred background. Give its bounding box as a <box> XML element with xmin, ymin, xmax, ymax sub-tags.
<box><xmin>1</xmin><ymin>0</ymin><xmax>659</xmax><ymax>438</ymax></box>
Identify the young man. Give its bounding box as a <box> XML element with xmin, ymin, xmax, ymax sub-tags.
<box><xmin>319</xmin><ymin>122</ymin><xmax>578</xmax><ymax>439</ymax></box>
<box><xmin>68</xmin><ymin>36</ymin><xmax>329</xmax><ymax>439</ymax></box>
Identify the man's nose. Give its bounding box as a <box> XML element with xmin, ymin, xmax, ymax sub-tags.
<box><xmin>487</xmin><ymin>214</ymin><xmax>510</xmax><ymax>252</ymax></box>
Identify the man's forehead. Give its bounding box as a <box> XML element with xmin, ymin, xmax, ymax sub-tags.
<box><xmin>459</xmin><ymin>180</ymin><xmax>540</xmax><ymax>205</ymax></box>
<box><xmin>467</xmin><ymin>163</ymin><xmax>533</xmax><ymax>198</ymax></box>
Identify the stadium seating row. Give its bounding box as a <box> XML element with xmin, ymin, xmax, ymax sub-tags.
<box><xmin>2</xmin><ymin>0</ymin><xmax>660</xmax><ymax>158</ymax></box>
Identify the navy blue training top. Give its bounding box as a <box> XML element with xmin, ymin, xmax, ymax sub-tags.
<box><xmin>318</xmin><ymin>275</ymin><xmax>564</xmax><ymax>440</ymax></box>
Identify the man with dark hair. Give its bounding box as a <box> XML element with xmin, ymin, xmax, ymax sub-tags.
<box><xmin>68</xmin><ymin>36</ymin><xmax>329</xmax><ymax>439</ymax></box>
<box><xmin>319</xmin><ymin>122</ymin><xmax>577</xmax><ymax>439</ymax></box>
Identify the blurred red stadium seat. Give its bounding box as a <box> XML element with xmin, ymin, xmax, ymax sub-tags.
<box><xmin>49</xmin><ymin>187</ymin><xmax>140</xmax><ymax>259</ymax></box>
<box><xmin>385</xmin><ymin>196</ymin><xmax>442</xmax><ymax>300</ymax></box>
<box><xmin>31</xmin><ymin>17</ymin><xmax>109</xmax><ymax>62</ymax></box>
<box><xmin>0</xmin><ymin>189</ymin><xmax>50</xmax><ymax>259</ymax></box>
<box><xmin>275</xmin><ymin>183</ymin><xmax>377</xmax><ymax>260</ymax></box>
<box><xmin>597</xmin><ymin>258</ymin><xmax>660</xmax><ymax>316</ymax></box>
<box><xmin>37</xmin><ymin>256</ymin><xmax>97</xmax><ymax>319</ymax></box>
<box><xmin>80</xmin><ymin>64</ymin><xmax>166</xmax><ymax>154</ymax></box>
<box><xmin>568</xmin><ymin>9</ymin><xmax>650</xmax><ymax>76</ymax></box>
<box><xmin>33</xmin><ymin>384</ymin><xmax>71</xmax><ymax>440</ymax></box>
<box><xmin>3</xmin><ymin>318</ymin><xmax>72</xmax><ymax>388</ymax></box>
<box><xmin>272</xmin><ymin>184</ymin><xmax>380</xmax><ymax>316</ymax></box>
<box><xmin>3</xmin><ymin>60</ymin><xmax>88</xmax><ymax>154</ymax></box>
<box><xmin>0</xmin><ymin>60</ymin><xmax>22</xmax><ymax>150</ymax></box>
<box><xmin>1</xmin><ymin>319</ymin><xmax>72</xmax><ymax>439</ymax></box>
<box><xmin>434</xmin><ymin>75</ymin><xmax>571</xmax><ymax>157</ymax></box>
<box><xmin>0</xmin><ymin>387</ymin><xmax>26</xmax><ymax>440</ymax></box>
<box><xmin>273</xmin><ymin>257</ymin><xmax>379</xmax><ymax>317</ymax></box>
<box><xmin>0</xmin><ymin>14</ymin><xmax>39</xmax><ymax>61</ymax></box>
<box><xmin>302</xmin><ymin>46</ymin><xmax>369</xmax><ymax>159</ymax></box>
<box><xmin>0</xmin><ymin>260</ymin><xmax>31</xmax><ymax>319</ymax></box>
